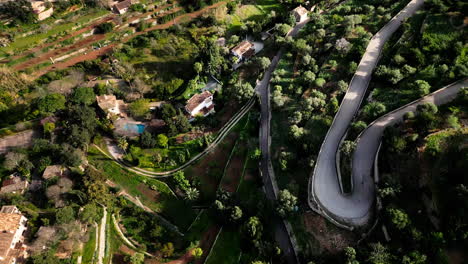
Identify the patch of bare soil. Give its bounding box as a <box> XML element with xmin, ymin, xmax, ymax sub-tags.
<box><xmin>188</xmin><ymin>133</ymin><xmax>238</xmax><ymax>195</ymax></box>
<box><xmin>175</xmin><ymin>131</ymin><xmax>210</xmax><ymax>144</ymax></box>
<box><xmin>119</xmin><ymin>244</ymin><xmax>136</xmax><ymax>256</ymax></box>
<box><xmin>112</xmin><ymin>253</ymin><xmax>128</xmax><ymax>264</ymax></box>
<box><xmin>215</xmin><ymin>101</ymin><xmax>240</xmax><ymax>129</ymax></box>
<box><xmin>302</xmin><ymin>211</ymin><xmax>356</xmax><ymax>254</ymax></box>
<box><xmin>196</xmin><ymin>225</ymin><xmax>221</xmax><ymax>264</ymax></box>
<box><xmin>221</xmin><ymin>147</ymin><xmax>244</xmax><ymax>192</ymax></box>
<box><xmin>447</xmin><ymin>249</ymin><xmax>466</xmax><ymax>264</ymax></box>
<box><xmin>146</xmin><ymin>250</ymin><xmax>194</xmax><ymax>264</ymax></box>
<box><xmin>136</xmin><ymin>183</ymin><xmax>161</xmax><ymax>203</ymax></box>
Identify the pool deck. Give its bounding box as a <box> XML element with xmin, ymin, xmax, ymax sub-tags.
<box><xmin>114</xmin><ymin>118</ymin><xmax>146</xmax><ymax>137</ymax></box>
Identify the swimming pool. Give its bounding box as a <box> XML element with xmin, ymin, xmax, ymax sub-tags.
<box><xmin>123</xmin><ymin>123</ymin><xmax>146</xmax><ymax>134</ymax></box>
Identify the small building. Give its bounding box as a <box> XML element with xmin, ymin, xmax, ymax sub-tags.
<box><xmin>185</xmin><ymin>91</ymin><xmax>215</xmax><ymax>120</ymax></box>
<box><xmin>31</xmin><ymin>1</ymin><xmax>53</xmax><ymax>21</ymax></box>
<box><xmin>113</xmin><ymin>0</ymin><xmax>133</xmax><ymax>14</ymax></box>
<box><xmin>42</xmin><ymin>165</ymin><xmax>67</xmax><ymax>180</ymax></box>
<box><xmin>0</xmin><ymin>174</ymin><xmax>29</xmax><ymax>195</ymax></box>
<box><xmin>0</xmin><ymin>206</ymin><xmax>28</xmax><ymax>264</ymax></box>
<box><xmin>215</xmin><ymin>37</ymin><xmax>226</xmax><ymax>47</ymax></box>
<box><xmin>231</xmin><ymin>41</ymin><xmax>255</xmax><ymax>62</ymax></box>
<box><xmin>292</xmin><ymin>5</ymin><xmax>308</xmax><ymax>23</ymax></box>
<box><xmin>96</xmin><ymin>94</ymin><xmax>127</xmax><ymax>118</ymax></box>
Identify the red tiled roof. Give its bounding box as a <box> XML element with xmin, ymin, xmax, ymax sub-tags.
<box><xmin>185</xmin><ymin>91</ymin><xmax>213</xmax><ymax>113</ymax></box>
<box><xmin>231</xmin><ymin>41</ymin><xmax>254</xmax><ymax>56</ymax></box>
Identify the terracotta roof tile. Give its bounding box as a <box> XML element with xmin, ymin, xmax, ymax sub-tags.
<box><xmin>185</xmin><ymin>91</ymin><xmax>213</xmax><ymax>113</ymax></box>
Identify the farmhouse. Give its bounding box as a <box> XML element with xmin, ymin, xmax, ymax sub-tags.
<box><xmin>292</xmin><ymin>5</ymin><xmax>308</xmax><ymax>23</ymax></box>
<box><xmin>0</xmin><ymin>174</ymin><xmax>29</xmax><ymax>195</ymax></box>
<box><xmin>0</xmin><ymin>206</ymin><xmax>28</xmax><ymax>264</ymax></box>
<box><xmin>231</xmin><ymin>41</ymin><xmax>255</xmax><ymax>62</ymax></box>
<box><xmin>112</xmin><ymin>0</ymin><xmax>137</xmax><ymax>14</ymax></box>
<box><xmin>96</xmin><ymin>94</ymin><xmax>128</xmax><ymax>118</ymax></box>
<box><xmin>30</xmin><ymin>1</ymin><xmax>54</xmax><ymax>21</ymax></box>
<box><xmin>185</xmin><ymin>91</ymin><xmax>215</xmax><ymax>120</ymax></box>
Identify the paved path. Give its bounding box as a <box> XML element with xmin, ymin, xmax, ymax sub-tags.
<box><xmin>257</xmin><ymin>17</ymin><xmax>311</xmax><ymax>264</ymax></box>
<box><xmin>97</xmin><ymin>208</ymin><xmax>107</xmax><ymax>264</ymax></box>
<box><xmin>308</xmin><ymin>0</ymin><xmax>429</xmax><ymax>228</ymax></box>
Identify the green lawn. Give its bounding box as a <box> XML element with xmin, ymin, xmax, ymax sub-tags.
<box><xmin>87</xmin><ymin>146</ymin><xmax>196</xmax><ymax>230</ymax></box>
<box><xmin>82</xmin><ymin>226</ymin><xmax>97</xmax><ymax>264</ymax></box>
<box><xmin>205</xmin><ymin>229</ymin><xmax>241</xmax><ymax>264</ymax></box>
<box><xmin>185</xmin><ymin>210</ymin><xmax>215</xmax><ymax>242</ymax></box>
<box><xmin>226</xmin><ymin>0</ymin><xmax>281</xmax><ymax>30</ymax></box>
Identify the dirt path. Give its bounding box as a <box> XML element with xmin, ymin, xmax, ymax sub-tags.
<box><xmin>31</xmin><ymin>1</ymin><xmax>227</xmax><ymax>78</ymax></box>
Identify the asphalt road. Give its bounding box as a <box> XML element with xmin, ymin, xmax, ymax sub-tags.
<box><xmin>309</xmin><ymin>0</ymin><xmax>425</xmax><ymax>227</ymax></box>
<box><xmin>354</xmin><ymin>78</ymin><xmax>468</xmax><ymax>190</ymax></box>
<box><xmin>257</xmin><ymin>18</ymin><xmax>310</xmax><ymax>264</ymax></box>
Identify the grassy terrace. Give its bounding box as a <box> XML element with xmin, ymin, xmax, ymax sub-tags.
<box><xmin>82</xmin><ymin>226</ymin><xmax>97</xmax><ymax>264</ymax></box>
<box><xmin>226</xmin><ymin>0</ymin><xmax>281</xmax><ymax>31</ymax></box>
<box><xmin>0</xmin><ymin>9</ymin><xmax>109</xmax><ymax>56</ymax></box>
<box><xmin>205</xmin><ymin>229</ymin><xmax>241</xmax><ymax>264</ymax></box>
<box><xmin>87</xmin><ymin>146</ymin><xmax>197</xmax><ymax>230</ymax></box>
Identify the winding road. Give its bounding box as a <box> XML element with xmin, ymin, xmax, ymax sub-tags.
<box><xmin>257</xmin><ymin>16</ymin><xmax>312</xmax><ymax>264</ymax></box>
<box><xmin>308</xmin><ymin>0</ymin><xmax>458</xmax><ymax>229</ymax></box>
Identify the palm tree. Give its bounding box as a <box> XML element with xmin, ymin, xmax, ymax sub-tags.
<box><xmin>184</xmin><ymin>187</ymin><xmax>199</xmax><ymax>201</ymax></box>
<box><xmin>117</xmin><ymin>137</ymin><xmax>128</xmax><ymax>153</ymax></box>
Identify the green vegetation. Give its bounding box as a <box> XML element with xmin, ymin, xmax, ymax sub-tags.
<box><xmin>364</xmin><ymin>2</ymin><xmax>466</xmax><ymax>113</ymax></box>
<box><xmin>0</xmin><ymin>9</ymin><xmax>109</xmax><ymax>56</ymax></box>
<box><xmin>82</xmin><ymin>226</ymin><xmax>97</xmax><ymax>264</ymax></box>
<box><xmin>205</xmin><ymin>229</ymin><xmax>241</xmax><ymax>264</ymax></box>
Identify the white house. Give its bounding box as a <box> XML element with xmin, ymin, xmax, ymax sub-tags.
<box><xmin>31</xmin><ymin>1</ymin><xmax>54</xmax><ymax>21</ymax></box>
<box><xmin>96</xmin><ymin>94</ymin><xmax>127</xmax><ymax>118</ymax></box>
<box><xmin>0</xmin><ymin>206</ymin><xmax>28</xmax><ymax>264</ymax></box>
<box><xmin>112</xmin><ymin>0</ymin><xmax>138</xmax><ymax>14</ymax></box>
<box><xmin>185</xmin><ymin>91</ymin><xmax>215</xmax><ymax>120</ymax></box>
<box><xmin>231</xmin><ymin>41</ymin><xmax>255</xmax><ymax>62</ymax></box>
<box><xmin>292</xmin><ymin>5</ymin><xmax>308</xmax><ymax>23</ymax></box>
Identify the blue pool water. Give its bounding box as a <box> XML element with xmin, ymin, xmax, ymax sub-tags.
<box><xmin>123</xmin><ymin>123</ymin><xmax>146</xmax><ymax>134</ymax></box>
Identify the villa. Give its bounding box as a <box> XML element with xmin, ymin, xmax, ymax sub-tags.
<box><xmin>96</xmin><ymin>94</ymin><xmax>127</xmax><ymax>118</ymax></box>
<box><xmin>292</xmin><ymin>5</ymin><xmax>308</xmax><ymax>23</ymax></box>
<box><xmin>0</xmin><ymin>174</ymin><xmax>29</xmax><ymax>195</ymax></box>
<box><xmin>185</xmin><ymin>91</ymin><xmax>215</xmax><ymax>120</ymax></box>
<box><xmin>31</xmin><ymin>1</ymin><xmax>53</xmax><ymax>21</ymax></box>
<box><xmin>231</xmin><ymin>41</ymin><xmax>255</xmax><ymax>62</ymax></box>
<box><xmin>112</xmin><ymin>0</ymin><xmax>138</xmax><ymax>14</ymax></box>
<box><xmin>0</xmin><ymin>206</ymin><xmax>28</xmax><ymax>264</ymax></box>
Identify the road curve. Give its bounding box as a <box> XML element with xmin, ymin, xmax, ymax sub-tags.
<box><xmin>354</xmin><ymin>78</ymin><xmax>467</xmax><ymax>189</ymax></box>
<box><xmin>309</xmin><ymin>0</ymin><xmax>425</xmax><ymax>228</ymax></box>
